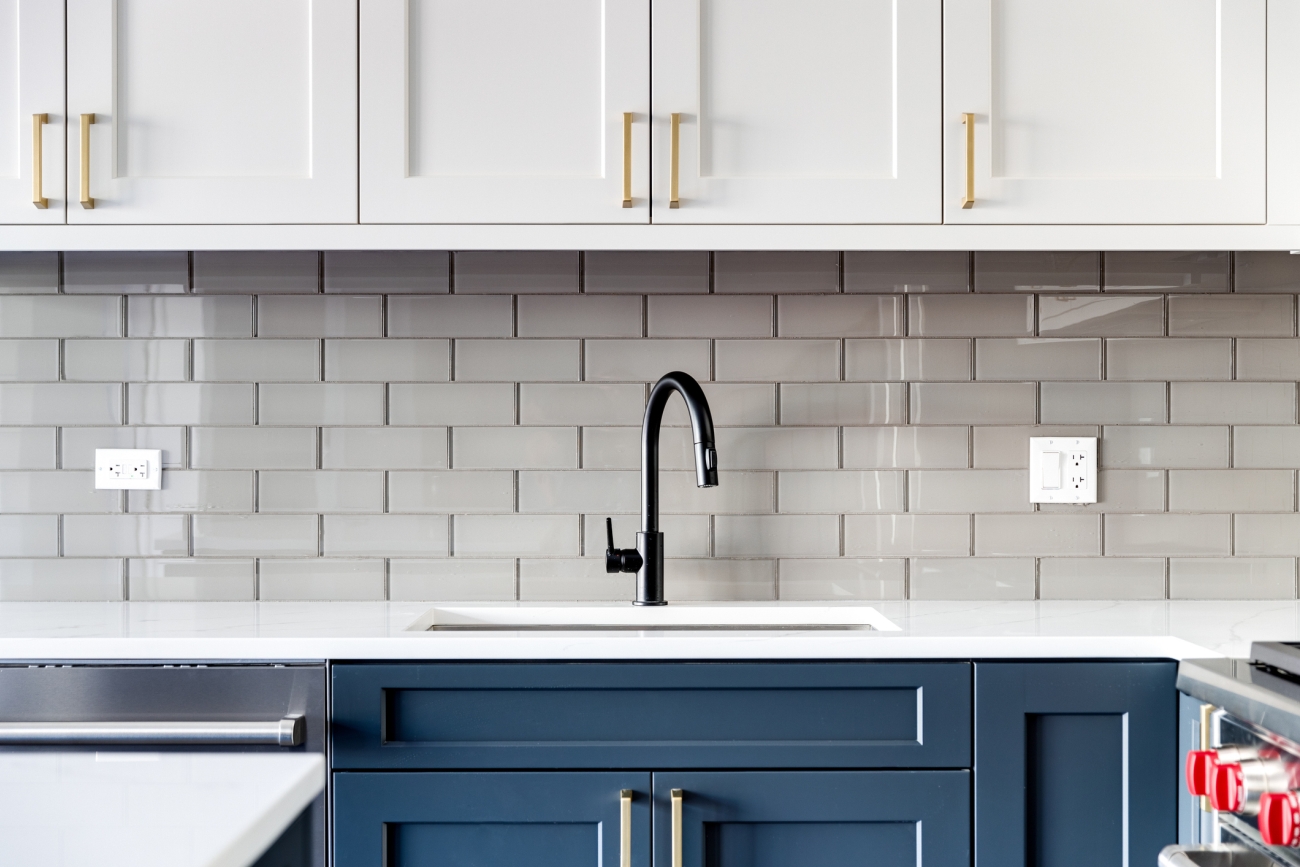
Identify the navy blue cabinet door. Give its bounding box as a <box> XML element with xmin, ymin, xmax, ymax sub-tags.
<box><xmin>334</xmin><ymin>772</ymin><xmax>651</xmax><ymax>867</ymax></box>
<box><xmin>652</xmin><ymin>771</ymin><xmax>970</xmax><ymax>867</ymax></box>
<box><xmin>975</xmin><ymin>661</ymin><xmax>1177</xmax><ymax>867</ymax></box>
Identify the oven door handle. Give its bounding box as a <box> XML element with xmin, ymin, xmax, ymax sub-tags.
<box><xmin>0</xmin><ymin>716</ymin><xmax>303</xmax><ymax>747</ymax></box>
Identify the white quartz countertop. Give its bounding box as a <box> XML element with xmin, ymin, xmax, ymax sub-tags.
<box><xmin>0</xmin><ymin>599</ymin><xmax>1293</xmax><ymax>660</ymax></box>
<box><xmin>0</xmin><ymin>752</ymin><xmax>323</xmax><ymax>867</ymax></box>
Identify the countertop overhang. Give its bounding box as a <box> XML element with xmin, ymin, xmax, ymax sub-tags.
<box><xmin>0</xmin><ymin>600</ymin><xmax>1292</xmax><ymax>661</ymax></box>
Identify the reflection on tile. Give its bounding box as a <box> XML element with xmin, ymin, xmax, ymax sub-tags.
<box><xmin>974</xmin><ymin>251</ymin><xmax>1099</xmax><ymax>292</ymax></box>
<box><xmin>1105</xmin><ymin>251</ymin><xmax>1228</xmax><ymax>292</ymax></box>
<box><xmin>1236</xmin><ymin>251</ymin><xmax>1300</xmax><ymax>293</ymax></box>
<box><xmin>1169</xmin><ymin>558</ymin><xmax>1296</xmax><ymax>599</ymax></box>
<box><xmin>1040</xmin><ymin>382</ymin><xmax>1165</xmax><ymax>424</ymax></box>
<box><xmin>777</xmin><ymin>296</ymin><xmax>902</xmax><ymax>337</ymax></box>
<box><xmin>908</xmin><ymin>294</ymin><xmax>1033</xmax><ymax>336</ymax></box>
<box><xmin>843</xmin><ymin>426</ymin><xmax>968</xmax><ymax>469</ymax></box>
<box><xmin>909</xmin><ymin>558</ymin><xmax>1035</xmax><ymax>600</ymax></box>
<box><xmin>324</xmin><ymin>251</ymin><xmax>449</xmax><ymax>294</ymax></box>
<box><xmin>1038</xmin><ymin>558</ymin><xmax>1165</xmax><ymax>600</ymax></box>
<box><xmin>389</xmin><ymin>559</ymin><xmax>518</xmax><ymax>601</ymax></box>
<box><xmin>127</xmin><ymin>296</ymin><xmax>250</xmax><ymax>338</ymax></box>
<box><xmin>844</xmin><ymin>251</ymin><xmax>969</xmax><ymax>294</ymax></box>
<box><xmin>1169</xmin><ymin>295</ymin><xmax>1293</xmax><ymax>337</ymax></box>
<box><xmin>714</xmin><ymin>251</ymin><xmax>838</xmax><ymax>294</ymax></box>
<box><xmin>975</xmin><ymin>338</ymin><xmax>1099</xmax><ymax>381</ymax></box>
<box><xmin>387</xmin><ymin>296</ymin><xmax>513</xmax><ymax>338</ymax></box>
<box><xmin>909</xmin><ymin>469</ymin><xmax>1031</xmax><ymax>512</ymax></box>
<box><xmin>778</xmin><ymin>559</ymin><xmax>905</xmax><ymax>600</ymax></box>
<box><xmin>127</xmin><ymin>559</ymin><xmax>256</xmax><ymax>602</ymax></box>
<box><xmin>910</xmin><ymin>383</ymin><xmax>1036</xmax><ymax>424</ymax></box>
<box><xmin>65</xmin><ymin>251</ymin><xmax>188</xmax><ymax>294</ymax></box>
<box><xmin>845</xmin><ymin>339</ymin><xmax>970</xmax><ymax>381</ymax></box>
<box><xmin>1</xmin><ymin>297</ymin><xmax>120</xmax><ymax>338</ymax></box>
<box><xmin>780</xmin><ymin>383</ymin><xmax>904</xmax><ymax>425</ymax></box>
<box><xmin>65</xmin><ymin>340</ymin><xmax>188</xmax><ymax>382</ymax></box>
<box><xmin>258</xmin><ymin>296</ymin><xmax>382</xmax><ymax>338</ymax></box>
<box><xmin>1105</xmin><ymin>338</ymin><xmax>1231</xmax><ymax>380</ymax></box>
<box><xmin>193</xmin><ymin>251</ymin><xmax>318</xmax><ymax>294</ymax></box>
<box><xmin>454</xmin><ymin>251</ymin><xmax>578</xmax><ymax>293</ymax></box>
<box><xmin>1038</xmin><ymin>295</ymin><xmax>1163</xmax><ymax>337</ymax></box>
<box><xmin>0</xmin><ymin>252</ymin><xmax>58</xmax><ymax>294</ymax></box>
<box><xmin>1101</xmin><ymin>426</ymin><xmax>1228</xmax><ymax>468</ymax></box>
<box><xmin>584</xmin><ymin>251</ymin><xmax>710</xmax><ymax>293</ymax></box>
<box><xmin>844</xmin><ymin>514</ymin><xmax>970</xmax><ymax>556</ymax></box>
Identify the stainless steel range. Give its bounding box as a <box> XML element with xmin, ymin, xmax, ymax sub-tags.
<box><xmin>1172</xmin><ymin>644</ymin><xmax>1300</xmax><ymax>866</ymax></box>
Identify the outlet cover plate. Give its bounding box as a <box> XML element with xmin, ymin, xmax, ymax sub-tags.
<box><xmin>1029</xmin><ymin>437</ymin><xmax>1097</xmax><ymax>504</ymax></box>
<box><xmin>94</xmin><ymin>448</ymin><xmax>163</xmax><ymax>490</ymax></box>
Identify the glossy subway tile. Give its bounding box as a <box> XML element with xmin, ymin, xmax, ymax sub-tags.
<box><xmin>713</xmin><ymin>251</ymin><xmax>838</xmax><ymax>294</ymax></box>
<box><xmin>647</xmin><ymin>295</ymin><xmax>773</xmax><ymax>338</ymax></box>
<box><xmin>127</xmin><ymin>296</ymin><xmax>249</xmax><ymax>338</ymax></box>
<box><xmin>908</xmin><ymin>294</ymin><xmax>1034</xmax><ymax>337</ymax></box>
<box><xmin>388</xmin><ymin>559</ymin><xmax>518</xmax><ymax>602</ymax></box>
<box><xmin>843</xmin><ymin>251</ymin><xmax>969</xmax><ymax>294</ymax></box>
<box><xmin>974</xmin><ymin>251</ymin><xmax>1099</xmax><ymax>293</ymax></box>
<box><xmin>323</xmin><ymin>251</ymin><xmax>449</xmax><ymax>294</ymax></box>
<box><xmin>1038</xmin><ymin>295</ymin><xmax>1163</xmax><ymax>337</ymax></box>
<box><xmin>1104</xmin><ymin>338</ymin><xmax>1231</xmax><ymax>381</ymax></box>
<box><xmin>845</xmin><ymin>339</ymin><xmax>970</xmax><ymax>382</ymax></box>
<box><xmin>193</xmin><ymin>251</ymin><xmax>318</xmax><ymax>294</ymax></box>
<box><xmin>516</xmin><ymin>296</ymin><xmax>642</xmax><ymax>338</ymax></box>
<box><xmin>127</xmin><ymin>559</ymin><xmax>256</xmax><ymax>602</ymax></box>
<box><xmin>324</xmin><ymin>339</ymin><xmax>449</xmax><ymax>382</ymax></box>
<box><xmin>324</xmin><ymin>515</ymin><xmax>449</xmax><ymax>557</ymax></box>
<box><xmin>64</xmin><ymin>251</ymin><xmax>188</xmax><ymax>294</ymax></box>
<box><xmin>777</xmin><ymin>296</ymin><xmax>902</xmax><ymax>338</ymax></box>
<box><xmin>257</xmin><ymin>559</ymin><xmax>387</xmax><ymax>601</ymax></box>
<box><xmin>453</xmin><ymin>251</ymin><xmax>579</xmax><ymax>293</ymax></box>
<box><xmin>387</xmin><ymin>296</ymin><xmax>512</xmax><ymax>338</ymax></box>
<box><xmin>843</xmin><ymin>426</ymin><xmax>969</xmax><ymax>469</ymax></box>
<box><xmin>1105</xmin><ymin>251</ymin><xmax>1229</xmax><ymax>293</ymax></box>
<box><xmin>583</xmin><ymin>251</ymin><xmax>710</xmax><ymax>294</ymax></box>
<box><xmin>257</xmin><ymin>296</ymin><xmax>382</xmax><ymax>338</ymax></box>
<box><xmin>975</xmin><ymin>338</ymin><xmax>1100</xmax><ymax>381</ymax></box>
<box><xmin>777</xmin><ymin>559</ymin><xmax>906</xmax><ymax>601</ymax></box>
<box><xmin>0</xmin><ymin>252</ymin><xmax>58</xmax><ymax>294</ymax></box>
<box><xmin>193</xmin><ymin>339</ymin><xmax>319</xmax><ymax>382</ymax></box>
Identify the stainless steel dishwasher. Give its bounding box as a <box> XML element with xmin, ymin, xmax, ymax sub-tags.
<box><xmin>0</xmin><ymin>662</ymin><xmax>326</xmax><ymax>867</ymax></box>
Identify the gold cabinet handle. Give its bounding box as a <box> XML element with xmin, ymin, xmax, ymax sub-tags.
<box><xmin>620</xmin><ymin>789</ymin><xmax>633</xmax><ymax>867</ymax></box>
<box><xmin>79</xmin><ymin>113</ymin><xmax>95</xmax><ymax>209</ymax></box>
<box><xmin>671</xmin><ymin>788</ymin><xmax>683</xmax><ymax>867</ymax></box>
<box><xmin>669</xmin><ymin>114</ymin><xmax>681</xmax><ymax>209</ymax></box>
<box><xmin>31</xmin><ymin>114</ymin><xmax>47</xmax><ymax>208</ymax></box>
<box><xmin>622</xmin><ymin>113</ymin><xmax>633</xmax><ymax>208</ymax></box>
<box><xmin>961</xmin><ymin>113</ymin><xmax>974</xmax><ymax>209</ymax></box>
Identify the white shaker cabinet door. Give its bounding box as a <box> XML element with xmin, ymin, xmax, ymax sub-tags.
<box><xmin>944</xmin><ymin>0</ymin><xmax>1265</xmax><ymax>224</ymax></box>
<box><xmin>0</xmin><ymin>0</ymin><xmax>64</xmax><ymax>223</ymax></box>
<box><xmin>651</xmin><ymin>0</ymin><xmax>941</xmax><ymax>224</ymax></box>
<box><xmin>66</xmin><ymin>0</ymin><xmax>357</xmax><ymax>224</ymax></box>
<box><xmin>360</xmin><ymin>0</ymin><xmax>649</xmax><ymax>224</ymax></box>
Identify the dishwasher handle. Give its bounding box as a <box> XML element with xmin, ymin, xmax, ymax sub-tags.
<box><xmin>0</xmin><ymin>716</ymin><xmax>304</xmax><ymax>747</ymax></box>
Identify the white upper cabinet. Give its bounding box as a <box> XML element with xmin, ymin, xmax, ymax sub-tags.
<box><xmin>944</xmin><ymin>0</ymin><xmax>1266</xmax><ymax>225</ymax></box>
<box><xmin>651</xmin><ymin>0</ymin><xmax>942</xmax><ymax>224</ymax></box>
<box><xmin>0</xmin><ymin>0</ymin><xmax>64</xmax><ymax>224</ymax></box>
<box><xmin>66</xmin><ymin>0</ymin><xmax>356</xmax><ymax>224</ymax></box>
<box><xmin>360</xmin><ymin>0</ymin><xmax>649</xmax><ymax>224</ymax></box>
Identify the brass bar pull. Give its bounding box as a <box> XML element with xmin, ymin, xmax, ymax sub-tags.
<box><xmin>671</xmin><ymin>788</ymin><xmax>683</xmax><ymax>867</ymax></box>
<box><xmin>669</xmin><ymin>113</ymin><xmax>681</xmax><ymax>209</ymax></box>
<box><xmin>1200</xmin><ymin>704</ymin><xmax>1215</xmax><ymax>812</ymax></box>
<box><xmin>620</xmin><ymin>789</ymin><xmax>633</xmax><ymax>867</ymax></box>
<box><xmin>79</xmin><ymin>113</ymin><xmax>95</xmax><ymax>209</ymax></box>
<box><xmin>31</xmin><ymin>114</ymin><xmax>47</xmax><ymax>208</ymax></box>
<box><xmin>960</xmin><ymin>112</ymin><xmax>974</xmax><ymax>209</ymax></box>
<box><xmin>622</xmin><ymin>113</ymin><xmax>633</xmax><ymax>208</ymax></box>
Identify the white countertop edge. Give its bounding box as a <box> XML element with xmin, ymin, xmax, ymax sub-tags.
<box><xmin>214</xmin><ymin>755</ymin><xmax>324</xmax><ymax>867</ymax></box>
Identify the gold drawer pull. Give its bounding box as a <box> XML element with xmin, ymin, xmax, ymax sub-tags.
<box><xmin>961</xmin><ymin>112</ymin><xmax>974</xmax><ymax>209</ymax></box>
<box><xmin>669</xmin><ymin>114</ymin><xmax>681</xmax><ymax>209</ymax></box>
<box><xmin>671</xmin><ymin>788</ymin><xmax>684</xmax><ymax>867</ymax></box>
<box><xmin>79</xmin><ymin>113</ymin><xmax>95</xmax><ymax>209</ymax></box>
<box><xmin>32</xmin><ymin>114</ymin><xmax>47</xmax><ymax>208</ymax></box>
<box><xmin>622</xmin><ymin>113</ymin><xmax>633</xmax><ymax>208</ymax></box>
<box><xmin>620</xmin><ymin>789</ymin><xmax>633</xmax><ymax>867</ymax></box>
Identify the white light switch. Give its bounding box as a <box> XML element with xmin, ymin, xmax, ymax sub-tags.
<box><xmin>94</xmin><ymin>449</ymin><xmax>163</xmax><ymax>490</ymax></box>
<box><xmin>1029</xmin><ymin>437</ymin><xmax>1096</xmax><ymax>504</ymax></box>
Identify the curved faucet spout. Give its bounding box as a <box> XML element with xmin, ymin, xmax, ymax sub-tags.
<box><xmin>642</xmin><ymin>371</ymin><xmax>717</xmax><ymax>534</ymax></box>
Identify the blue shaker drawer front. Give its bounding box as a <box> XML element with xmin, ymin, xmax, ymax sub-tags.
<box><xmin>330</xmin><ymin>661</ymin><xmax>972</xmax><ymax>769</ymax></box>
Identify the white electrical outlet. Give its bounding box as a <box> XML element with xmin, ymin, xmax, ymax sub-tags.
<box><xmin>1029</xmin><ymin>437</ymin><xmax>1097</xmax><ymax>504</ymax></box>
<box><xmin>94</xmin><ymin>449</ymin><xmax>163</xmax><ymax>490</ymax></box>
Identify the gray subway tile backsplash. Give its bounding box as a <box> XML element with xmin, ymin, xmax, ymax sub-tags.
<box><xmin>2</xmin><ymin>247</ymin><xmax>1297</xmax><ymax>601</ymax></box>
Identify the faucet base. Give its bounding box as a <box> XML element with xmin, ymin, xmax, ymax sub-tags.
<box><xmin>634</xmin><ymin>531</ymin><xmax>666</xmax><ymax>605</ymax></box>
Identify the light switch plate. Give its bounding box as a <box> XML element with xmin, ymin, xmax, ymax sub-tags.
<box><xmin>94</xmin><ymin>448</ymin><xmax>163</xmax><ymax>490</ymax></box>
<box><xmin>1029</xmin><ymin>437</ymin><xmax>1097</xmax><ymax>504</ymax></box>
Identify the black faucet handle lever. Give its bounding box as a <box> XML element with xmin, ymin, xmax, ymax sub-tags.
<box><xmin>604</xmin><ymin>517</ymin><xmax>643</xmax><ymax>575</ymax></box>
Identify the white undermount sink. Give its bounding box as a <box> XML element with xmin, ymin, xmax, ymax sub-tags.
<box><xmin>406</xmin><ymin>604</ymin><xmax>901</xmax><ymax>632</ymax></box>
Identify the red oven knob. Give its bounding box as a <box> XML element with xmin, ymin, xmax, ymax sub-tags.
<box><xmin>1187</xmin><ymin>750</ymin><xmax>1216</xmax><ymax>796</ymax></box>
<box><xmin>1211</xmin><ymin>762</ymin><xmax>1246</xmax><ymax>812</ymax></box>
<box><xmin>1260</xmin><ymin>792</ymin><xmax>1300</xmax><ymax>847</ymax></box>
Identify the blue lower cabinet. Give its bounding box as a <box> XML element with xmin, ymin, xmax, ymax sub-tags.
<box><xmin>334</xmin><ymin>771</ymin><xmax>651</xmax><ymax>867</ymax></box>
<box><xmin>975</xmin><ymin>661</ymin><xmax>1177</xmax><ymax>867</ymax></box>
<box><xmin>651</xmin><ymin>771</ymin><xmax>970</xmax><ymax>867</ymax></box>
